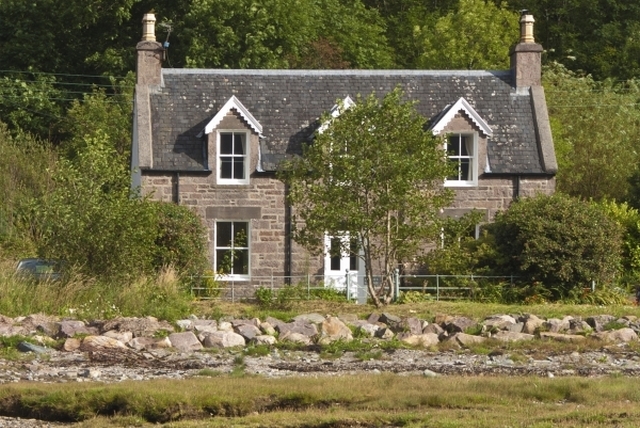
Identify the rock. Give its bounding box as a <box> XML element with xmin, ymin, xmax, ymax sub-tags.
<box><xmin>80</xmin><ymin>335</ymin><xmax>127</xmax><ymax>351</ymax></box>
<box><xmin>593</xmin><ymin>328</ymin><xmax>638</xmax><ymax>343</ymax></box>
<box><xmin>483</xmin><ymin>314</ymin><xmax>517</xmax><ymax>331</ymax></box>
<box><xmin>586</xmin><ymin>315</ymin><xmax>616</xmax><ymax>332</ymax></box>
<box><xmin>56</xmin><ymin>320</ymin><xmax>96</xmax><ymax>338</ymax></box>
<box><xmin>103</xmin><ymin>330</ymin><xmax>133</xmax><ymax>343</ymax></box>
<box><xmin>217</xmin><ymin>321</ymin><xmax>233</xmax><ymax>332</ymax></box>
<box><xmin>423</xmin><ymin>323</ymin><xmax>444</xmax><ymax>335</ymax></box>
<box><xmin>175</xmin><ymin>319</ymin><xmax>193</xmax><ymax>330</ymax></box>
<box><xmin>168</xmin><ymin>332</ymin><xmax>203</xmax><ymax>352</ymax></box>
<box><xmin>202</xmin><ymin>331</ymin><xmax>246</xmax><ymax>348</ymax></box>
<box><xmin>279</xmin><ymin>331</ymin><xmax>312</xmax><ymax>345</ymax></box>
<box><xmin>423</xmin><ymin>369</ymin><xmax>438</xmax><ymax>377</ymax></box>
<box><xmin>20</xmin><ymin>314</ymin><xmax>59</xmax><ymax>336</ymax></box>
<box><xmin>63</xmin><ymin>338</ymin><xmax>81</xmax><ymax>352</ymax></box>
<box><xmin>128</xmin><ymin>336</ymin><xmax>171</xmax><ymax>351</ymax></box>
<box><xmin>492</xmin><ymin>331</ymin><xmax>535</xmax><ymax>342</ymax></box>
<box><xmin>234</xmin><ymin>323</ymin><xmax>262</xmax><ymax>341</ymax></box>
<box><xmin>276</xmin><ymin>319</ymin><xmax>318</xmax><ymax>337</ymax></box>
<box><xmin>450</xmin><ymin>332</ymin><xmax>486</xmax><ymax>347</ymax></box>
<box><xmin>400</xmin><ymin>317</ymin><xmax>423</xmax><ymax>335</ymax></box>
<box><xmin>379</xmin><ymin>313</ymin><xmax>402</xmax><ymax>329</ymax></box>
<box><xmin>17</xmin><ymin>342</ymin><xmax>50</xmax><ymax>354</ymax></box>
<box><xmin>293</xmin><ymin>313</ymin><xmax>325</xmax><ymax>324</ymax></box>
<box><xmin>259</xmin><ymin>322</ymin><xmax>276</xmax><ymax>336</ymax></box>
<box><xmin>539</xmin><ymin>332</ymin><xmax>585</xmax><ymax>343</ymax></box>
<box><xmin>101</xmin><ymin>316</ymin><xmax>174</xmax><ymax>338</ymax></box>
<box><xmin>251</xmin><ymin>335</ymin><xmax>277</xmax><ymax>346</ymax></box>
<box><xmin>318</xmin><ymin>317</ymin><xmax>353</xmax><ymax>344</ymax></box>
<box><xmin>401</xmin><ymin>333</ymin><xmax>440</xmax><ymax>348</ymax></box>
<box><xmin>375</xmin><ymin>327</ymin><xmax>395</xmax><ymax>340</ymax></box>
<box><xmin>443</xmin><ymin>316</ymin><xmax>477</xmax><ymax>334</ymax></box>
<box><xmin>355</xmin><ymin>323</ymin><xmax>379</xmax><ymax>338</ymax></box>
<box><xmin>521</xmin><ymin>314</ymin><xmax>544</xmax><ymax>334</ymax></box>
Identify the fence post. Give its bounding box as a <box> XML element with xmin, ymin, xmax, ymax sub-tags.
<box><xmin>346</xmin><ymin>270</ymin><xmax>351</xmax><ymax>302</ymax></box>
<box><xmin>436</xmin><ymin>274</ymin><xmax>440</xmax><ymax>301</ymax></box>
<box><xmin>231</xmin><ymin>281</ymin><xmax>235</xmax><ymax>303</ymax></box>
<box><xmin>394</xmin><ymin>268</ymin><xmax>399</xmax><ymax>302</ymax></box>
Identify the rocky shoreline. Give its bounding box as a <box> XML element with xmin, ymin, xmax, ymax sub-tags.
<box><xmin>1</xmin><ymin>311</ymin><xmax>640</xmax><ymax>384</ymax></box>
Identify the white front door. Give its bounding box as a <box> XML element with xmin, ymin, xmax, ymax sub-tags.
<box><xmin>324</xmin><ymin>234</ymin><xmax>360</xmax><ymax>297</ymax></box>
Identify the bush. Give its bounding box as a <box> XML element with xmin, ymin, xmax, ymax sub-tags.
<box><xmin>489</xmin><ymin>194</ymin><xmax>623</xmax><ymax>300</ymax></box>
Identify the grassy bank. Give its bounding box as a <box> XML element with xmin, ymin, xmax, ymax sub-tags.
<box><xmin>1</xmin><ymin>374</ymin><xmax>640</xmax><ymax>427</ymax></box>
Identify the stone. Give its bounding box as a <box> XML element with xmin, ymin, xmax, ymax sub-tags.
<box><xmin>586</xmin><ymin>315</ymin><xmax>616</xmax><ymax>332</ymax></box>
<box><xmin>521</xmin><ymin>314</ymin><xmax>544</xmax><ymax>334</ymax></box>
<box><xmin>251</xmin><ymin>335</ymin><xmax>277</xmax><ymax>346</ymax></box>
<box><xmin>355</xmin><ymin>323</ymin><xmax>379</xmax><ymax>338</ymax></box>
<box><xmin>492</xmin><ymin>331</ymin><xmax>535</xmax><ymax>342</ymax></box>
<box><xmin>128</xmin><ymin>336</ymin><xmax>171</xmax><ymax>351</ymax></box>
<box><xmin>279</xmin><ymin>331</ymin><xmax>312</xmax><ymax>345</ymax></box>
<box><xmin>103</xmin><ymin>330</ymin><xmax>133</xmax><ymax>343</ymax></box>
<box><xmin>234</xmin><ymin>323</ymin><xmax>262</xmax><ymax>341</ymax></box>
<box><xmin>80</xmin><ymin>335</ymin><xmax>127</xmax><ymax>351</ymax></box>
<box><xmin>483</xmin><ymin>314</ymin><xmax>517</xmax><ymax>331</ymax></box>
<box><xmin>17</xmin><ymin>342</ymin><xmax>50</xmax><ymax>354</ymax></box>
<box><xmin>217</xmin><ymin>321</ymin><xmax>233</xmax><ymax>332</ymax></box>
<box><xmin>375</xmin><ymin>328</ymin><xmax>395</xmax><ymax>340</ymax></box>
<box><xmin>202</xmin><ymin>331</ymin><xmax>246</xmax><ymax>348</ymax></box>
<box><xmin>293</xmin><ymin>313</ymin><xmax>326</xmax><ymax>324</ymax></box>
<box><xmin>444</xmin><ymin>317</ymin><xmax>477</xmax><ymax>334</ymax></box>
<box><xmin>379</xmin><ymin>313</ymin><xmax>402</xmax><ymax>329</ymax></box>
<box><xmin>593</xmin><ymin>328</ymin><xmax>638</xmax><ymax>343</ymax></box>
<box><xmin>539</xmin><ymin>332</ymin><xmax>585</xmax><ymax>343</ymax></box>
<box><xmin>259</xmin><ymin>322</ymin><xmax>276</xmax><ymax>336</ymax></box>
<box><xmin>276</xmin><ymin>319</ymin><xmax>318</xmax><ymax>337</ymax></box>
<box><xmin>423</xmin><ymin>323</ymin><xmax>444</xmax><ymax>335</ymax></box>
<box><xmin>423</xmin><ymin>369</ymin><xmax>438</xmax><ymax>377</ymax></box>
<box><xmin>318</xmin><ymin>317</ymin><xmax>353</xmax><ymax>344</ymax></box>
<box><xmin>450</xmin><ymin>332</ymin><xmax>486</xmax><ymax>347</ymax></box>
<box><xmin>175</xmin><ymin>319</ymin><xmax>193</xmax><ymax>330</ymax></box>
<box><xmin>101</xmin><ymin>316</ymin><xmax>174</xmax><ymax>338</ymax></box>
<box><xmin>400</xmin><ymin>317</ymin><xmax>423</xmax><ymax>335</ymax></box>
<box><xmin>401</xmin><ymin>333</ymin><xmax>440</xmax><ymax>347</ymax></box>
<box><xmin>63</xmin><ymin>338</ymin><xmax>81</xmax><ymax>352</ymax></box>
<box><xmin>168</xmin><ymin>332</ymin><xmax>203</xmax><ymax>352</ymax></box>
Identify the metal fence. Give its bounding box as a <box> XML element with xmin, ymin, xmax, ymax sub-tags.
<box><xmin>189</xmin><ymin>272</ymin><xmax>517</xmax><ymax>303</ymax></box>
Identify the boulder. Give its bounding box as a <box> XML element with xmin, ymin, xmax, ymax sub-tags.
<box><xmin>586</xmin><ymin>315</ymin><xmax>616</xmax><ymax>332</ymax></box>
<box><xmin>539</xmin><ymin>332</ymin><xmax>585</xmax><ymax>343</ymax></box>
<box><xmin>401</xmin><ymin>333</ymin><xmax>440</xmax><ymax>348</ymax></box>
<box><xmin>279</xmin><ymin>331</ymin><xmax>312</xmax><ymax>345</ymax></box>
<box><xmin>234</xmin><ymin>323</ymin><xmax>262</xmax><ymax>341</ymax></box>
<box><xmin>103</xmin><ymin>330</ymin><xmax>133</xmax><ymax>343</ymax></box>
<box><xmin>63</xmin><ymin>338</ymin><xmax>81</xmax><ymax>352</ymax></box>
<box><xmin>80</xmin><ymin>335</ymin><xmax>127</xmax><ymax>351</ymax></box>
<box><xmin>169</xmin><ymin>332</ymin><xmax>203</xmax><ymax>352</ymax></box>
<box><xmin>400</xmin><ymin>317</ymin><xmax>423</xmax><ymax>335</ymax></box>
<box><xmin>521</xmin><ymin>314</ymin><xmax>544</xmax><ymax>334</ymax></box>
<box><xmin>450</xmin><ymin>332</ymin><xmax>486</xmax><ymax>347</ymax></box>
<box><xmin>593</xmin><ymin>328</ymin><xmax>638</xmax><ymax>343</ymax></box>
<box><xmin>318</xmin><ymin>317</ymin><xmax>353</xmax><ymax>344</ymax></box>
<box><xmin>101</xmin><ymin>316</ymin><xmax>174</xmax><ymax>338</ymax></box>
<box><xmin>202</xmin><ymin>331</ymin><xmax>246</xmax><ymax>348</ymax></box>
<box><xmin>443</xmin><ymin>316</ymin><xmax>477</xmax><ymax>334</ymax></box>
<box><xmin>128</xmin><ymin>336</ymin><xmax>171</xmax><ymax>351</ymax></box>
<box><xmin>251</xmin><ymin>335</ymin><xmax>277</xmax><ymax>346</ymax></box>
<box><xmin>293</xmin><ymin>313</ymin><xmax>326</xmax><ymax>324</ymax></box>
<box><xmin>56</xmin><ymin>320</ymin><xmax>93</xmax><ymax>338</ymax></box>
<box><xmin>492</xmin><ymin>331</ymin><xmax>535</xmax><ymax>342</ymax></box>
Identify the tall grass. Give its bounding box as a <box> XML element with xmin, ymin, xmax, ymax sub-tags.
<box><xmin>0</xmin><ymin>262</ymin><xmax>193</xmax><ymax>321</ymax></box>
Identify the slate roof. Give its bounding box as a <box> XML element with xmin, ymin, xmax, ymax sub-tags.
<box><xmin>149</xmin><ymin>69</ymin><xmax>545</xmax><ymax>174</ymax></box>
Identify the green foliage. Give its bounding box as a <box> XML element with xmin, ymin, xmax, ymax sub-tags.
<box><xmin>280</xmin><ymin>87</ymin><xmax>453</xmax><ymax>306</ymax></box>
<box><xmin>0</xmin><ymin>123</ymin><xmax>57</xmax><ymax>258</ymax></box>
<box><xmin>36</xmin><ymin>132</ymin><xmax>158</xmax><ymax>278</ymax></box>
<box><xmin>598</xmin><ymin>200</ymin><xmax>640</xmax><ymax>284</ymax></box>
<box><xmin>489</xmin><ymin>193</ymin><xmax>623</xmax><ymax>300</ymax></box>
<box><xmin>544</xmin><ymin>63</ymin><xmax>640</xmax><ymax>201</ymax></box>
<box><xmin>397</xmin><ymin>291</ymin><xmax>432</xmax><ymax>304</ymax></box>
<box><xmin>153</xmin><ymin>202</ymin><xmax>209</xmax><ymax>275</ymax></box>
<box><xmin>416</xmin><ymin>0</ymin><xmax>518</xmax><ymax>70</ymax></box>
<box><xmin>182</xmin><ymin>0</ymin><xmax>392</xmax><ymax>70</ymax></box>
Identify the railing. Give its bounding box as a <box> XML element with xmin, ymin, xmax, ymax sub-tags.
<box><xmin>189</xmin><ymin>272</ymin><xmax>517</xmax><ymax>303</ymax></box>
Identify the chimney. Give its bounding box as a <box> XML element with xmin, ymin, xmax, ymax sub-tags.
<box><xmin>136</xmin><ymin>13</ymin><xmax>164</xmax><ymax>85</ymax></box>
<box><xmin>510</xmin><ymin>13</ymin><xmax>543</xmax><ymax>88</ymax></box>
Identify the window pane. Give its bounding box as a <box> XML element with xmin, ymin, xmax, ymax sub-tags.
<box><xmin>233</xmin><ymin>158</ymin><xmax>245</xmax><ymax>179</ymax></box>
<box><xmin>448</xmin><ymin>160</ymin><xmax>461</xmax><ymax>181</ymax></box>
<box><xmin>220</xmin><ymin>134</ymin><xmax>233</xmax><ymax>154</ymax></box>
<box><xmin>330</xmin><ymin>237</ymin><xmax>341</xmax><ymax>271</ymax></box>
<box><xmin>460</xmin><ymin>159</ymin><xmax>470</xmax><ymax>180</ymax></box>
<box><xmin>233</xmin><ymin>222</ymin><xmax>248</xmax><ymax>246</ymax></box>
<box><xmin>220</xmin><ymin>158</ymin><xmax>232</xmax><ymax>178</ymax></box>
<box><xmin>460</xmin><ymin>136</ymin><xmax>469</xmax><ymax>156</ymax></box>
<box><xmin>216</xmin><ymin>249</ymin><xmax>231</xmax><ymax>273</ymax></box>
<box><xmin>232</xmin><ymin>249</ymin><xmax>249</xmax><ymax>275</ymax></box>
<box><xmin>448</xmin><ymin>136</ymin><xmax>460</xmax><ymax>156</ymax></box>
<box><xmin>216</xmin><ymin>222</ymin><xmax>232</xmax><ymax>247</ymax></box>
<box><xmin>234</xmin><ymin>134</ymin><xmax>245</xmax><ymax>155</ymax></box>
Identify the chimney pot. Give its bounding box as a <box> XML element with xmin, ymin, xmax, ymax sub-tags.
<box><xmin>142</xmin><ymin>13</ymin><xmax>157</xmax><ymax>42</ymax></box>
<box><xmin>520</xmin><ymin>14</ymin><xmax>535</xmax><ymax>44</ymax></box>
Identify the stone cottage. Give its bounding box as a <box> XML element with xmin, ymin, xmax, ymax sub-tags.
<box><xmin>131</xmin><ymin>13</ymin><xmax>556</xmax><ymax>294</ymax></box>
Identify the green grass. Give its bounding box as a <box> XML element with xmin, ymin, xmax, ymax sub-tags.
<box><xmin>3</xmin><ymin>374</ymin><xmax>640</xmax><ymax>427</ymax></box>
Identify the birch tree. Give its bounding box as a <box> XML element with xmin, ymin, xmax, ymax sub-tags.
<box><xmin>280</xmin><ymin>87</ymin><xmax>452</xmax><ymax>306</ymax></box>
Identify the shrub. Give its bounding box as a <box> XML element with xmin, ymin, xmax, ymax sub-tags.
<box><xmin>489</xmin><ymin>194</ymin><xmax>623</xmax><ymax>300</ymax></box>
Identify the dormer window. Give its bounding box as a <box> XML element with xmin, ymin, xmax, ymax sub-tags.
<box><xmin>430</xmin><ymin>97</ymin><xmax>491</xmax><ymax>188</ymax></box>
<box><xmin>445</xmin><ymin>133</ymin><xmax>478</xmax><ymax>186</ymax></box>
<box><xmin>217</xmin><ymin>131</ymin><xmax>249</xmax><ymax>184</ymax></box>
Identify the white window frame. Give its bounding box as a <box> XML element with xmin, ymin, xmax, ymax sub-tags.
<box><xmin>444</xmin><ymin>132</ymin><xmax>478</xmax><ymax>187</ymax></box>
<box><xmin>217</xmin><ymin>130</ymin><xmax>250</xmax><ymax>185</ymax></box>
<box><xmin>214</xmin><ymin>220</ymin><xmax>250</xmax><ymax>280</ymax></box>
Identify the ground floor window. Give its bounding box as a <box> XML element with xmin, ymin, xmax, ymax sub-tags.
<box><xmin>215</xmin><ymin>221</ymin><xmax>249</xmax><ymax>278</ymax></box>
